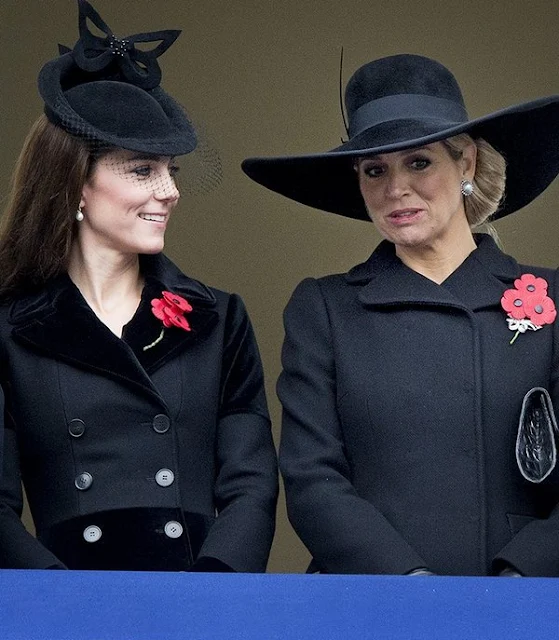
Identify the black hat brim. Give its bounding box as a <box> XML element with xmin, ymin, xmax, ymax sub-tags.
<box><xmin>39</xmin><ymin>53</ymin><xmax>197</xmax><ymax>156</ymax></box>
<box><xmin>242</xmin><ymin>96</ymin><xmax>559</xmax><ymax>221</ymax></box>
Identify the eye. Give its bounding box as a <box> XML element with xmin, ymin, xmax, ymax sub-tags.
<box><xmin>409</xmin><ymin>156</ymin><xmax>431</xmax><ymax>170</ymax></box>
<box><xmin>361</xmin><ymin>163</ymin><xmax>385</xmax><ymax>178</ymax></box>
<box><xmin>169</xmin><ymin>164</ymin><xmax>180</xmax><ymax>178</ymax></box>
<box><xmin>132</xmin><ymin>165</ymin><xmax>152</xmax><ymax>178</ymax></box>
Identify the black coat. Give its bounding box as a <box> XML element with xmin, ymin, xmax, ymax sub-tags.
<box><xmin>0</xmin><ymin>253</ymin><xmax>278</xmax><ymax>571</ymax></box>
<box><xmin>279</xmin><ymin>235</ymin><xmax>559</xmax><ymax>576</ymax></box>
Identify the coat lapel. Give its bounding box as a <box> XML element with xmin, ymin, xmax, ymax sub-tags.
<box><xmin>348</xmin><ymin>235</ymin><xmax>522</xmax><ymax>312</ymax></box>
<box><xmin>9</xmin><ymin>254</ymin><xmax>219</xmax><ymax>404</ymax></box>
<box><xmin>442</xmin><ymin>238</ymin><xmax>521</xmax><ymax>311</ymax></box>
<box><xmin>123</xmin><ymin>274</ymin><xmax>219</xmax><ymax>374</ymax></box>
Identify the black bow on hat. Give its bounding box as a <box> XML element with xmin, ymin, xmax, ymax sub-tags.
<box><xmin>71</xmin><ymin>0</ymin><xmax>180</xmax><ymax>90</ymax></box>
<box><xmin>242</xmin><ymin>54</ymin><xmax>559</xmax><ymax>221</ymax></box>
<box><xmin>38</xmin><ymin>0</ymin><xmax>197</xmax><ymax>156</ymax></box>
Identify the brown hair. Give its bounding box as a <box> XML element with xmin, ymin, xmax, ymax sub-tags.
<box><xmin>442</xmin><ymin>133</ymin><xmax>506</xmax><ymax>231</ymax></box>
<box><xmin>0</xmin><ymin>115</ymin><xmax>93</xmax><ymax>299</ymax></box>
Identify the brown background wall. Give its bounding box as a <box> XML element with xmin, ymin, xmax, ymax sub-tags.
<box><xmin>0</xmin><ymin>0</ymin><xmax>558</xmax><ymax>573</ymax></box>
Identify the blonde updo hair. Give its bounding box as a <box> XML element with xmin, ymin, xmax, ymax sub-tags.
<box><xmin>442</xmin><ymin>133</ymin><xmax>506</xmax><ymax>236</ymax></box>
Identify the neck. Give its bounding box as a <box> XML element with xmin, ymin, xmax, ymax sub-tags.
<box><xmin>395</xmin><ymin>231</ymin><xmax>477</xmax><ymax>284</ymax></box>
<box><xmin>68</xmin><ymin>242</ymin><xmax>144</xmax><ymax>335</ymax></box>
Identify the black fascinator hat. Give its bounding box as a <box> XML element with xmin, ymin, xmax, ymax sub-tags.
<box><xmin>242</xmin><ymin>54</ymin><xmax>559</xmax><ymax>221</ymax></box>
<box><xmin>38</xmin><ymin>0</ymin><xmax>197</xmax><ymax>156</ymax></box>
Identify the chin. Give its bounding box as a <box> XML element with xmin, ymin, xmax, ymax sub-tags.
<box><xmin>138</xmin><ymin>239</ymin><xmax>166</xmax><ymax>254</ymax></box>
<box><xmin>393</xmin><ymin>237</ymin><xmax>427</xmax><ymax>249</ymax></box>
<box><xmin>386</xmin><ymin>231</ymin><xmax>427</xmax><ymax>249</ymax></box>
<box><xmin>143</xmin><ymin>246</ymin><xmax>165</xmax><ymax>254</ymax></box>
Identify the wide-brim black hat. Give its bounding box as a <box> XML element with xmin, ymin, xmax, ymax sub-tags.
<box><xmin>242</xmin><ymin>54</ymin><xmax>559</xmax><ymax>221</ymax></box>
<box><xmin>38</xmin><ymin>0</ymin><xmax>197</xmax><ymax>156</ymax></box>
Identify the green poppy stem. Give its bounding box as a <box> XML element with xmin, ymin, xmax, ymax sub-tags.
<box><xmin>509</xmin><ymin>330</ymin><xmax>520</xmax><ymax>345</ymax></box>
<box><xmin>143</xmin><ymin>328</ymin><xmax>165</xmax><ymax>351</ymax></box>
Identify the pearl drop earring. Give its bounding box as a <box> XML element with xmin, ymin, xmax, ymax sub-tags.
<box><xmin>76</xmin><ymin>206</ymin><xmax>84</xmax><ymax>221</ymax></box>
<box><xmin>460</xmin><ymin>179</ymin><xmax>473</xmax><ymax>197</ymax></box>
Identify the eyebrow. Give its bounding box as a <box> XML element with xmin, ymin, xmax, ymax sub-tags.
<box><xmin>361</xmin><ymin>145</ymin><xmax>433</xmax><ymax>162</ymax></box>
<box><xmin>395</xmin><ymin>145</ymin><xmax>431</xmax><ymax>155</ymax></box>
<box><xmin>126</xmin><ymin>154</ymin><xmax>176</xmax><ymax>162</ymax></box>
<box><xmin>127</xmin><ymin>154</ymin><xmax>161</xmax><ymax>161</ymax></box>
<box><xmin>409</xmin><ymin>145</ymin><xmax>435</xmax><ymax>152</ymax></box>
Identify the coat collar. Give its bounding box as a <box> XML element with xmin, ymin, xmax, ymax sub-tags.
<box><xmin>347</xmin><ymin>234</ymin><xmax>522</xmax><ymax>311</ymax></box>
<box><xmin>9</xmin><ymin>253</ymin><xmax>219</xmax><ymax>407</ymax></box>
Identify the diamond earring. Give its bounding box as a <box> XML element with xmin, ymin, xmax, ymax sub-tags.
<box><xmin>460</xmin><ymin>179</ymin><xmax>473</xmax><ymax>197</ymax></box>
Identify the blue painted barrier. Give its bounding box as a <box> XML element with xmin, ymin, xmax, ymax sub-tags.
<box><xmin>1</xmin><ymin>570</ymin><xmax>558</xmax><ymax>639</ymax></box>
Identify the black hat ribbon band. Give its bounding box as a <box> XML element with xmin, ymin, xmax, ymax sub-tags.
<box><xmin>349</xmin><ymin>94</ymin><xmax>469</xmax><ymax>138</ymax></box>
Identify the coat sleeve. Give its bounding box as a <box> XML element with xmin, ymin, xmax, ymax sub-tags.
<box><xmin>195</xmin><ymin>294</ymin><xmax>278</xmax><ymax>572</ymax></box>
<box><xmin>0</xmin><ymin>387</ymin><xmax>66</xmax><ymax>569</ymax></box>
<box><xmin>278</xmin><ymin>278</ymin><xmax>428</xmax><ymax>574</ymax></box>
<box><xmin>492</xmin><ymin>267</ymin><xmax>559</xmax><ymax>577</ymax></box>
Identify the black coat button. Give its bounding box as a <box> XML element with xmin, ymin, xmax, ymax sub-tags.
<box><xmin>153</xmin><ymin>414</ymin><xmax>170</xmax><ymax>434</ymax></box>
<box><xmin>68</xmin><ymin>419</ymin><xmax>85</xmax><ymax>438</ymax></box>
<box><xmin>75</xmin><ymin>472</ymin><xmax>93</xmax><ymax>491</ymax></box>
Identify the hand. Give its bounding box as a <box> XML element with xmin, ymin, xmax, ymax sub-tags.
<box><xmin>406</xmin><ymin>567</ymin><xmax>436</xmax><ymax>576</ymax></box>
<box><xmin>499</xmin><ymin>566</ymin><xmax>522</xmax><ymax>577</ymax></box>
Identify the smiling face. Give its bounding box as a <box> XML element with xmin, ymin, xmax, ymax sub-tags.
<box><xmin>78</xmin><ymin>149</ymin><xmax>180</xmax><ymax>256</ymax></box>
<box><xmin>356</xmin><ymin>141</ymin><xmax>476</xmax><ymax>254</ymax></box>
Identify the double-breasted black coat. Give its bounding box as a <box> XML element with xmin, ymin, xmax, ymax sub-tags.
<box><xmin>0</xmin><ymin>253</ymin><xmax>278</xmax><ymax>571</ymax></box>
<box><xmin>279</xmin><ymin>235</ymin><xmax>559</xmax><ymax>576</ymax></box>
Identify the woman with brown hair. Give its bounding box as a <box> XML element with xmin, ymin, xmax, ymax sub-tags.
<box><xmin>243</xmin><ymin>54</ymin><xmax>559</xmax><ymax>576</ymax></box>
<box><xmin>0</xmin><ymin>0</ymin><xmax>278</xmax><ymax>571</ymax></box>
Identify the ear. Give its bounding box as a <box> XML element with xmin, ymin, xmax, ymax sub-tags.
<box><xmin>461</xmin><ymin>142</ymin><xmax>477</xmax><ymax>180</ymax></box>
<box><xmin>79</xmin><ymin>180</ymin><xmax>91</xmax><ymax>209</ymax></box>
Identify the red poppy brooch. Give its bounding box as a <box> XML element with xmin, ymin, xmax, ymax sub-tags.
<box><xmin>501</xmin><ymin>274</ymin><xmax>557</xmax><ymax>345</ymax></box>
<box><xmin>143</xmin><ymin>291</ymin><xmax>193</xmax><ymax>351</ymax></box>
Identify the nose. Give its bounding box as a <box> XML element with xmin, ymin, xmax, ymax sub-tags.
<box><xmin>153</xmin><ymin>172</ymin><xmax>180</xmax><ymax>202</ymax></box>
<box><xmin>384</xmin><ymin>168</ymin><xmax>410</xmax><ymax>199</ymax></box>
